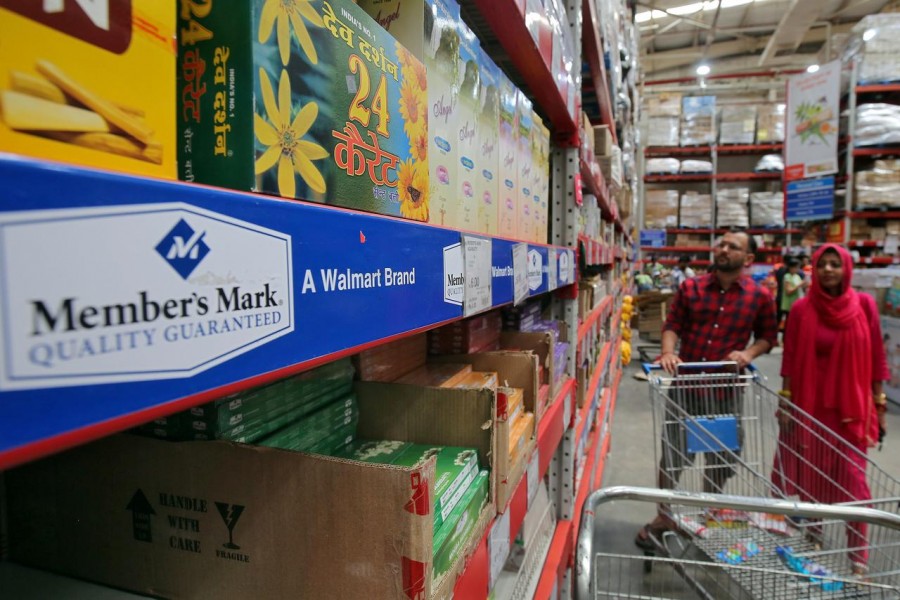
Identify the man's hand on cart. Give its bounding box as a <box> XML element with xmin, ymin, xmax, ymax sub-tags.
<box><xmin>725</xmin><ymin>350</ymin><xmax>753</xmax><ymax>370</ymax></box>
<box><xmin>658</xmin><ymin>351</ymin><xmax>682</xmax><ymax>375</ymax></box>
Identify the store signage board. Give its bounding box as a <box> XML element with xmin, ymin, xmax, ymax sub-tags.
<box><xmin>0</xmin><ymin>157</ymin><xmax>475</xmax><ymax>461</ymax></box>
<box><xmin>491</xmin><ymin>238</ymin><xmax>515</xmax><ymax>306</ymax></box>
<box><xmin>462</xmin><ymin>235</ymin><xmax>492</xmax><ymax>317</ymax></box>
<box><xmin>785</xmin><ymin>176</ymin><xmax>834</xmax><ymax>221</ymax></box>
<box><xmin>785</xmin><ymin>60</ymin><xmax>840</xmax><ymax>180</ymax></box>
<box><xmin>639</xmin><ymin>229</ymin><xmax>666</xmax><ymax>248</ymax></box>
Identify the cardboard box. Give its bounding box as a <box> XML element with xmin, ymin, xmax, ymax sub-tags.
<box><xmin>497</xmin><ymin>387</ymin><xmax>525</xmax><ymax>422</ymax></box>
<box><xmin>457</xmin><ymin>19</ymin><xmax>480</xmax><ymax>231</ymax></box>
<box><xmin>593</xmin><ymin>125</ymin><xmax>613</xmax><ymax>157</ymax></box>
<box><xmin>500</xmin><ymin>330</ymin><xmax>554</xmax><ymax>403</ymax></box>
<box><xmin>431</xmin><ymin>351</ymin><xmax>538</xmax><ymax>511</ymax></box>
<box><xmin>498</xmin><ymin>72</ymin><xmax>519</xmax><ymax>238</ymax></box>
<box><xmin>477</xmin><ymin>48</ymin><xmax>501</xmax><ymax>235</ymax></box>
<box><xmin>177</xmin><ymin>0</ymin><xmax>430</xmax><ymax>222</ymax></box>
<box><xmin>7</xmin><ymin>380</ymin><xmax>498</xmax><ymax>599</ymax></box>
<box><xmin>508</xmin><ymin>412</ymin><xmax>535</xmax><ymax>465</ymax></box>
<box><xmin>516</xmin><ymin>90</ymin><xmax>534</xmax><ymax>241</ymax></box>
<box><xmin>395</xmin><ymin>363</ymin><xmax>473</xmax><ymax>387</ymax></box>
<box><xmin>0</xmin><ymin>2</ymin><xmax>175</xmax><ymax>178</ymax></box>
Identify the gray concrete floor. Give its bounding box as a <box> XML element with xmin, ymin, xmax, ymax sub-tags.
<box><xmin>588</xmin><ymin>337</ymin><xmax>900</xmax><ymax>597</ymax></box>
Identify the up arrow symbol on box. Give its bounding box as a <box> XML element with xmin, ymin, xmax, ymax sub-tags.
<box><xmin>126</xmin><ymin>489</ymin><xmax>156</xmax><ymax>543</ymax></box>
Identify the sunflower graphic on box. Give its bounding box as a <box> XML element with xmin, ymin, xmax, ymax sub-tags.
<box><xmin>251</xmin><ymin>0</ymin><xmax>429</xmax><ymax>222</ymax></box>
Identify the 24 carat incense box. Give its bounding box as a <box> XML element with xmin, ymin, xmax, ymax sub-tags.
<box><xmin>178</xmin><ymin>0</ymin><xmax>429</xmax><ymax>222</ymax></box>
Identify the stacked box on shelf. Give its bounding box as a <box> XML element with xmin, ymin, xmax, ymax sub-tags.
<box><xmin>0</xmin><ymin>3</ymin><xmax>176</xmax><ymax>179</ymax></box>
<box><xmin>593</xmin><ymin>125</ymin><xmax>614</xmax><ymax>157</ymax></box>
<box><xmin>756</xmin><ymin>104</ymin><xmax>786</xmax><ymax>144</ymax></box>
<box><xmin>517</xmin><ymin>90</ymin><xmax>535</xmax><ymax>240</ymax></box>
<box><xmin>646</xmin><ymin>158</ymin><xmax>680</xmax><ymax>175</ymax></box>
<box><xmin>501</xmin><ymin>328</ymin><xmax>560</xmax><ymax>414</ymax></box>
<box><xmin>533</xmin><ymin>117</ymin><xmax>551</xmax><ymax>243</ymax></box>
<box><xmin>256</xmin><ymin>394</ymin><xmax>358</xmax><ymax>455</ymax></box>
<box><xmin>8</xmin><ymin>374</ymin><xmax>501</xmax><ymax>598</ymax></box>
<box><xmin>845</xmin><ymin>15</ymin><xmax>900</xmax><ymax>84</ymax></box>
<box><xmin>855</xmin><ymin>160</ymin><xmax>900</xmax><ymax>207</ymax></box>
<box><xmin>674</xmin><ymin>233</ymin><xmax>708</xmax><ymax>247</ymax></box>
<box><xmin>478</xmin><ymin>49</ymin><xmax>502</xmax><ymax>235</ymax></box>
<box><xmin>680</xmin><ymin>96</ymin><xmax>716</xmax><ymax>146</ymax></box>
<box><xmin>429</xmin><ymin>351</ymin><xmax>540</xmax><ymax>510</ymax></box>
<box><xmin>433</xmin><ymin>469</ymin><xmax>490</xmax><ymax>582</ymax></box>
<box><xmin>716</xmin><ymin>188</ymin><xmax>750</xmax><ymax>228</ymax></box>
<box><xmin>645</xmin><ymin>190</ymin><xmax>679</xmax><ymax>229</ymax></box>
<box><xmin>582</xmin><ymin>112</ymin><xmax>596</xmax><ymax>158</ymax></box>
<box><xmin>719</xmin><ymin>106</ymin><xmax>757</xmax><ymax>145</ymax></box>
<box><xmin>646</xmin><ymin>92</ymin><xmax>682</xmax><ymax>118</ymax></box>
<box><xmin>498</xmin><ymin>70</ymin><xmax>519</xmax><ymax>237</ymax></box>
<box><xmin>395</xmin><ymin>363</ymin><xmax>474</xmax><ymax>387</ymax></box>
<box><xmin>647</xmin><ymin>116</ymin><xmax>680</xmax><ymax>147</ymax></box>
<box><xmin>502</xmin><ymin>301</ymin><xmax>543</xmax><ymax>332</ymax></box>
<box><xmin>176</xmin><ymin>0</ymin><xmax>430</xmax><ymax>222</ymax></box>
<box><xmin>429</xmin><ymin>311</ymin><xmax>502</xmax><ymax>354</ymax></box>
<box><xmin>355</xmin><ymin>333</ymin><xmax>427</xmax><ymax>381</ymax></box>
<box><xmin>679</xmin><ymin>191</ymin><xmax>713</xmax><ymax>228</ymax></box>
<box><xmin>750</xmin><ymin>191</ymin><xmax>785</xmax><ymax>227</ymax></box>
<box><xmin>136</xmin><ymin>359</ymin><xmax>355</xmax><ymax>442</ymax></box>
<box><xmin>457</xmin><ymin>19</ymin><xmax>481</xmax><ymax>231</ymax></box>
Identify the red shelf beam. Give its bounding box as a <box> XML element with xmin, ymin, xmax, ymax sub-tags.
<box><xmin>857</xmin><ymin>84</ymin><xmax>900</xmax><ymax>94</ymax></box>
<box><xmin>582</xmin><ymin>0</ymin><xmax>617</xmax><ymax>146</ymax></box>
<box><xmin>665</xmin><ymin>228</ymin><xmax>800</xmax><ymax>234</ymax></box>
<box><xmin>716</xmin><ymin>172</ymin><xmax>782</xmax><ymax>182</ymax></box>
<box><xmin>644</xmin><ymin>145</ymin><xmax>712</xmax><ymax>157</ymax></box>
<box><xmin>848</xmin><ymin>240</ymin><xmax>884</xmax><ymax>248</ymax></box>
<box><xmin>469</xmin><ymin>0</ymin><xmax>577</xmax><ymax>140</ymax></box>
<box><xmin>847</xmin><ymin>211</ymin><xmax>900</xmax><ymax>219</ymax></box>
<box><xmin>853</xmin><ymin>147</ymin><xmax>900</xmax><ymax>157</ymax></box>
<box><xmin>717</xmin><ymin>143</ymin><xmax>784</xmax><ymax>155</ymax></box>
<box><xmin>644</xmin><ymin>174</ymin><xmax>713</xmax><ymax>183</ymax></box>
<box><xmin>640</xmin><ymin>246</ymin><xmax>782</xmax><ymax>253</ymax></box>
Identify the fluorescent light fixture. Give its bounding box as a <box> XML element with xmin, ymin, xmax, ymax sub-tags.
<box><xmin>807</xmin><ymin>64</ymin><xmax>820</xmax><ymax>73</ymax></box>
<box><xmin>635</xmin><ymin>0</ymin><xmax>768</xmax><ymax>23</ymax></box>
<box><xmin>635</xmin><ymin>10</ymin><xmax>652</xmax><ymax>22</ymax></box>
<box><xmin>696</xmin><ymin>64</ymin><xmax>711</xmax><ymax>76</ymax></box>
<box><xmin>863</xmin><ymin>29</ymin><xmax>877</xmax><ymax>42</ymax></box>
<box><xmin>669</xmin><ymin>2</ymin><xmax>704</xmax><ymax>15</ymax></box>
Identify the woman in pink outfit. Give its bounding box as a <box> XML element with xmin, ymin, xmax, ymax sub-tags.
<box><xmin>775</xmin><ymin>243</ymin><xmax>889</xmax><ymax>575</ymax></box>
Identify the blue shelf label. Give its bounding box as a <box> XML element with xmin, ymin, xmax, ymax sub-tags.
<box><xmin>0</xmin><ymin>157</ymin><xmax>471</xmax><ymax>458</ymax></box>
<box><xmin>786</xmin><ymin>177</ymin><xmax>834</xmax><ymax>222</ymax></box>
<box><xmin>528</xmin><ymin>246</ymin><xmax>549</xmax><ymax>296</ymax></box>
<box><xmin>640</xmin><ymin>229</ymin><xmax>666</xmax><ymax>248</ymax></box>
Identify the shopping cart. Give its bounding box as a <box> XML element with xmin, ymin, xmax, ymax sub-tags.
<box><xmin>574</xmin><ymin>362</ymin><xmax>900</xmax><ymax>600</ymax></box>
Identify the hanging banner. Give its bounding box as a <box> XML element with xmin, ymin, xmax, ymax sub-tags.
<box><xmin>785</xmin><ymin>60</ymin><xmax>840</xmax><ymax>180</ymax></box>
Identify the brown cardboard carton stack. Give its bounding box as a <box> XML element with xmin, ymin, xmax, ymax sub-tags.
<box><xmin>354</xmin><ymin>333</ymin><xmax>427</xmax><ymax>381</ymax></box>
<box><xmin>636</xmin><ymin>291</ymin><xmax>673</xmax><ymax>342</ymax></box>
<box><xmin>6</xmin><ymin>378</ymin><xmax>503</xmax><ymax>599</ymax></box>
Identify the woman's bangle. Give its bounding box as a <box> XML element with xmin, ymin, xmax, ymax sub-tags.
<box><xmin>874</xmin><ymin>392</ymin><xmax>887</xmax><ymax>406</ymax></box>
<box><xmin>779</xmin><ymin>389</ymin><xmax>792</xmax><ymax>398</ymax></box>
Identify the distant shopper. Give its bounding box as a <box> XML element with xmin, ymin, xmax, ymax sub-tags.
<box><xmin>774</xmin><ymin>244</ymin><xmax>888</xmax><ymax>576</ymax></box>
<box><xmin>635</xmin><ymin>270</ymin><xmax>653</xmax><ymax>293</ymax></box>
<box><xmin>670</xmin><ymin>255</ymin><xmax>695</xmax><ymax>289</ymax></box>
<box><xmin>635</xmin><ymin>230</ymin><xmax>778</xmax><ymax>551</ymax></box>
<box><xmin>780</xmin><ymin>258</ymin><xmax>804</xmax><ymax>331</ymax></box>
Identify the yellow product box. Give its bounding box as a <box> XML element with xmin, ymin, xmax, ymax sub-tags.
<box><xmin>531</xmin><ymin>112</ymin><xmax>548</xmax><ymax>244</ymax></box>
<box><xmin>497</xmin><ymin>386</ymin><xmax>524</xmax><ymax>423</ymax></box>
<box><xmin>0</xmin><ymin>2</ymin><xmax>175</xmax><ymax>178</ymax></box>
<box><xmin>394</xmin><ymin>363</ymin><xmax>473</xmax><ymax>387</ymax></box>
<box><xmin>453</xmin><ymin>371</ymin><xmax>499</xmax><ymax>392</ymax></box>
<box><xmin>508</xmin><ymin>411</ymin><xmax>535</xmax><ymax>464</ymax></box>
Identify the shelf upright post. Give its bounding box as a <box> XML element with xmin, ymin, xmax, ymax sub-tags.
<box><xmin>551</xmin><ymin>146</ymin><xmax>581</xmax><ymax>382</ymax></box>
<box><xmin>845</xmin><ymin>58</ymin><xmax>859</xmax><ymax>246</ymax></box>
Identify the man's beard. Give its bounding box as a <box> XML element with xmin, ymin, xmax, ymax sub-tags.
<box><xmin>715</xmin><ymin>255</ymin><xmax>744</xmax><ymax>273</ymax></box>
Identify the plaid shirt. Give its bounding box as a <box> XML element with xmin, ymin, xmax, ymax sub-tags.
<box><xmin>664</xmin><ymin>273</ymin><xmax>778</xmax><ymax>363</ymax></box>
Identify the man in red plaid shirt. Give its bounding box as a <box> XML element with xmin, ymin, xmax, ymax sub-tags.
<box><xmin>636</xmin><ymin>230</ymin><xmax>778</xmax><ymax>550</ymax></box>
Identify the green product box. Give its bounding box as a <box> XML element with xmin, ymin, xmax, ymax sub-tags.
<box><xmin>456</xmin><ymin>19</ymin><xmax>480</xmax><ymax>231</ymax></box>
<box><xmin>338</xmin><ymin>439</ymin><xmax>413</xmax><ymax>463</ymax></box>
<box><xmin>255</xmin><ymin>395</ymin><xmax>357</xmax><ymax>450</ymax></box>
<box><xmin>476</xmin><ymin>48</ymin><xmax>501</xmax><ymax>236</ymax></box>
<box><xmin>177</xmin><ymin>0</ymin><xmax>429</xmax><ymax>222</ymax></box>
<box><xmin>433</xmin><ymin>469</ymin><xmax>489</xmax><ymax>582</ymax></box>
<box><xmin>306</xmin><ymin>420</ymin><xmax>357</xmax><ymax>455</ymax></box>
<box><xmin>392</xmin><ymin>445</ymin><xmax>479</xmax><ymax>531</ymax></box>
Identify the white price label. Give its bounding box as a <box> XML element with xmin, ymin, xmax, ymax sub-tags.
<box><xmin>489</xmin><ymin>510</ymin><xmax>511</xmax><ymax>588</ymax></box>
<box><xmin>563</xmin><ymin>390</ymin><xmax>572</xmax><ymax>429</ymax></box>
<box><xmin>547</xmin><ymin>249</ymin><xmax>558</xmax><ymax>290</ymax></box>
<box><xmin>512</xmin><ymin>243</ymin><xmax>529</xmax><ymax>305</ymax></box>
<box><xmin>527</xmin><ymin>449</ymin><xmax>540</xmax><ymax>508</ymax></box>
<box><xmin>462</xmin><ymin>235</ymin><xmax>492</xmax><ymax>316</ymax></box>
<box><xmin>886</xmin><ymin>235</ymin><xmax>899</xmax><ymax>256</ymax></box>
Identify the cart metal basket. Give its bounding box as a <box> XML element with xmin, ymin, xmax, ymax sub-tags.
<box><xmin>575</xmin><ymin>362</ymin><xmax>900</xmax><ymax>600</ymax></box>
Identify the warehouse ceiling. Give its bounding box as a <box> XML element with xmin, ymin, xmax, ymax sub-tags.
<box><xmin>639</xmin><ymin>0</ymin><xmax>896</xmax><ymax>79</ymax></box>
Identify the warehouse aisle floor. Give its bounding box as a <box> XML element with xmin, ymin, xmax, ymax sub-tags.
<box><xmin>587</xmin><ymin>339</ymin><xmax>900</xmax><ymax>594</ymax></box>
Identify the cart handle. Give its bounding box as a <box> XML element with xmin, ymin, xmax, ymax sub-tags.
<box><xmin>641</xmin><ymin>361</ymin><xmax>758</xmax><ymax>374</ymax></box>
<box><xmin>575</xmin><ymin>485</ymin><xmax>900</xmax><ymax>600</ymax></box>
